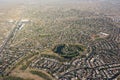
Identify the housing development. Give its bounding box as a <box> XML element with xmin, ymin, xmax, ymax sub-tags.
<box><xmin>0</xmin><ymin>0</ymin><xmax>120</xmax><ymax>80</ymax></box>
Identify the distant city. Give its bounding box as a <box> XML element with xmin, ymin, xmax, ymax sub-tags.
<box><xmin>0</xmin><ymin>0</ymin><xmax>120</xmax><ymax>80</ymax></box>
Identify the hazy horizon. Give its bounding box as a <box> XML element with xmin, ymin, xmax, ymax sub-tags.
<box><xmin>0</xmin><ymin>0</ymin><xmax>119</xmax><ymax>4</ymax></box>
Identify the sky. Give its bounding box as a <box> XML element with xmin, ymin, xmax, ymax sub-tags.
<box><xmin>0</xmin><ymin>0</ymin><xmax>119</xmax><ymax>5</ymax></box>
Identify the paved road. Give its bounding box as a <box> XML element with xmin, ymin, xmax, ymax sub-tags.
<box><xmin>0</xmin><ymin>20</ymin><xmax>23</xmax><ymax>54</ymax></box>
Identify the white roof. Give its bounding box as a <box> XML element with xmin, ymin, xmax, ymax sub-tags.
<box><xmin>8</xmin><ymin>19</ymin><xmax>14</xmax><ymax>23</ymax></box>
<box><xmin>21</xmin><ymin>19</ymin><xmax>29</xmax><ymax>22</ymax></box>
<box><xmin>99</xmin><ymin>32</ymin><xmax>109</xmax><ymax>36</ymax></box>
